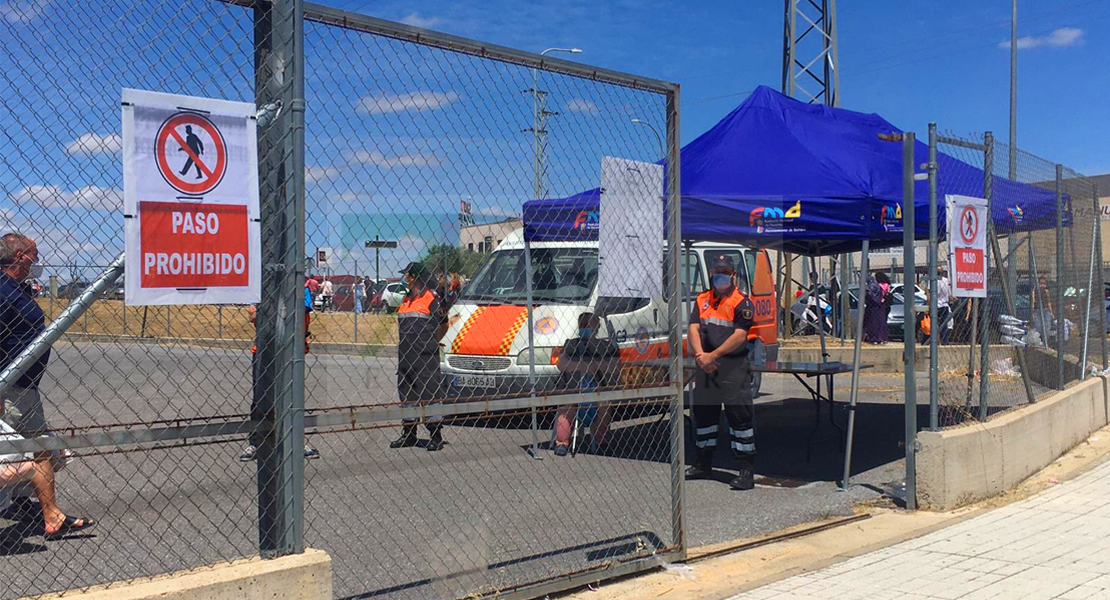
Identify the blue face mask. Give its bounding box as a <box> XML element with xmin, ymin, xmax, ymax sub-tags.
<box><xmin>712</xmin><ymin>273</ymin><xmax>732</xmax><ymax>291</ymax></box>
<box><xmin>578</xmin><ymin>328</ymin><xmax>594</xmax><ymax>339</ymax></box>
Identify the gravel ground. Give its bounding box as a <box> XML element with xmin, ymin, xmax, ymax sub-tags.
<box><xmin>0</xmin><ymin>342</ymin><xmax>923</xmax><ymax>600</ymax></box>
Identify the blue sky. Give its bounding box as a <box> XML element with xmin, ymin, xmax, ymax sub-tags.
<box><xmin>347</xmin><ymin>0</ymin><xmax>1109</xmax><ymax>173</ymax></box>
<box><xmin>0</xmin><ymin>0</ymin><xmax>1107</xmax><ymax>278</ymax></box>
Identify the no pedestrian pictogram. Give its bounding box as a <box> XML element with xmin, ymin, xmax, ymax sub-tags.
<box><xmin>155</xmin><ymin>112</ymin><xmax>227</xmax><ymax>196</ymax></box>
<box><xmin>959</xmin><ymin>204</ymin><xmax>979</xmax><ymax>244</ymax></box>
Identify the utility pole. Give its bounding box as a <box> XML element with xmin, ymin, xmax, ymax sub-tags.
<box><xmin>1009</xmin><ymin>0</ymin><xmax>1017</xmax><ymax>180</ymax></box>
<box><xmin>781</xmin><ymin>0</ymin><xmax>838</xmax><ymax>338</ymax></box>
<box><xmin>526</xmin><ymin>47</ymin><xmax>581</xmax><ymax>201</ymax></box>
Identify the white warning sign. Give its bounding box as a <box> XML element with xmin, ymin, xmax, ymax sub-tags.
<box><xmin>122</xmin><ymin>88</ymin><xmax>260</xmax><ymax>306</ymax></box>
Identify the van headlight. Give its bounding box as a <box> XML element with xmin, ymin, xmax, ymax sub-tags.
<box><xmin>517</xmin><ymin>347</ymin><xmax>557</xmax><ymax>366</ymax></box>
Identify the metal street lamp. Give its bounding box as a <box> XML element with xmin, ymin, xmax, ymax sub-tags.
<box><xmin>530</xmin><ymin>47</ymin><xmax>582</xmax><ymax>201</ymax></box>
<box><xmin>630</xmin><ymin>118</ymin><xmax>664</xmax><ymax>161</ymax></box>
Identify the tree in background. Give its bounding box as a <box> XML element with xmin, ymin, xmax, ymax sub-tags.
<box><xmin>422</xmin><ymin>244</ymin><xmax>487</xmax><ymax>280</ymax></box>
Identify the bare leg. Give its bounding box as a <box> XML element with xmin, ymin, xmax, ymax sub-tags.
<box><xmin>0</xmin><ymin>459</ymin><xmax>34</xmax><ymax>487</ymax></box>
<box><xmin>554</xmin><ymin>406</ymin><xmax>575</xmax><ymax>447</ymax></box>
<box><xmin>27</xmin><ymin>452</ymin><xmax>91</xmax><ymax>535</ymax></box>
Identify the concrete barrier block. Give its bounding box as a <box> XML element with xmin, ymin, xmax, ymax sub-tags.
<box><xmin>916</xmin><ymin>376</ymin><xmax>1110</xmax><ymax>511</ymax></box>
<box><xmin>32</xmin><ymin>548</ymin><xmax>332</xmax><ymax>600</ymax></box>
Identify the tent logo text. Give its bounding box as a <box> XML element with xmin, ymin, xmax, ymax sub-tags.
<box><xmin>573</xmin><ymin>209</ymin><xmax>599</xmax><ymax>231</ymax></box>
<box><xmin>748</xmin><ymin>201</ymin><xmax>802</xmax><ymax>234</ymax></box>
<box><xmin>1008</xmin><ymin>205</ymin><xmax>1024</xmax><ymax>223</ymax></box>
<box><xmin>880</xmin><ymin>203</ymin><xmax>902</xmax><ymax>231</ymax></box>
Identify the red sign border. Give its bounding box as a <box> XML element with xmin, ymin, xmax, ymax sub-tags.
<box><xmin>155</xmin><ymin>112</ymin><xmax>227</xmax><ymax>196</ymax></box>
<box><xmin>958</xmin><ymin>205</ymin><xmax>979</xmax><ymax>245</ymax></box>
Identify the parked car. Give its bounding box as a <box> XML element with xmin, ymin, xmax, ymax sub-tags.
<box><xmin>377</xmin><ymin>281</ymin><xmax>408</xmax><ymax>313</ymax></box>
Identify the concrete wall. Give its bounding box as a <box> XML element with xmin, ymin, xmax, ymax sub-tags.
<box><xmin>32</xmin><ymin>548</ymin><xmax>332</xmax><ymax>600</ymax></box>
<box><xmin>779</xmin><ymin>344</ymin><xmax>1009</xmax><ymax>374</ymax></box>
<box><xmin>916</xmin><ymin>376</ymin><xmax>1110</xmax><ymax>511</ymax></box>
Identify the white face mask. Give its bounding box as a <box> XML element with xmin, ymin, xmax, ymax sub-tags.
<box><xmin>29</xmin><ymin>263</ymin><xmax>43</xmax><ymax>280</ymax></box>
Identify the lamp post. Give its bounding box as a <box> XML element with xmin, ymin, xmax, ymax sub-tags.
<box><xmin>530</xmin><ymin>47</ymin><xmax>582</xmax><ymax>202</ymax></box>
<box><xmin>630</xmin><ymin>118</ymin><xmax>664</xmax><ymax>160</ymax></box>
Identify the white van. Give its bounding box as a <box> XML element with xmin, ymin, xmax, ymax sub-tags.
<box><xmin>440</xmin><ymin>228</ymin><xmax>780</xmax><ymax>397</ymax></box>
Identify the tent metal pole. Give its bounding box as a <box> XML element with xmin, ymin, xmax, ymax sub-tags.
<box><xmin>784</xmin><ymin>254</ymin><xmax>793</xmax><ymax>339</ymax></box>
<box><xmin>965</xmin><ymin>298</ymin><xmax>977</xmax><ymax>412</ymax></box>
<box><xmin>524</xmin><ymin>237</ymin><xmax>541</xmax><ymax>460</ymax></box>
<box><xmin>840</xmin><ymin>240</ymin><xmax>868</xmax><ymax>491</ymax></box>
<box><xmin>1095</xmin><ymin>183</ymin><xmax>1108</xmax><ymax>370</ymax></box>
<box><xmin>1080</xmin><ymin>213</ymin><xmax>1097</xmax><ymax>379</ymax></box>
<box><xmin>902</xmin><ymin>132</ymin><xmax>917</xmax><ymax>510</ymax></box>
<box><xmin>927</xmin><ymin>123</ymin><xmax>939</xmax><ymax>432</ymax></box>
<box><xmin>1055</xmin><ymin>164</ymin><xmax>1065</xmax><ymax>390</ymax></box>
<box><xmin>810</xmin><ymin>255</ymin><xmax>828</xmax><ymax>361</ymax></box>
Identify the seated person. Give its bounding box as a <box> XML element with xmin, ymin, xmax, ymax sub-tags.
<box><xmin>552</xmin><ymin>313</ymin><xmax>622</xmax><ymax>456</ymax></box>
<box><xmin>0</xmin><ymin>420</ymin><xmax>94</xmax><ymax>540</ymax></box>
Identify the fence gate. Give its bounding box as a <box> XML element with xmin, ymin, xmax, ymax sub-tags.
<box><xmin>0</xmin><ymin>1</ymin><xmax>684</xmax><ymax>599</ymax></box>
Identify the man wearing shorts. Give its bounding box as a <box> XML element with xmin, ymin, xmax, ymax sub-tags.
<box><xmin>0</xmin><ymin>233</ymin><xmax>93</xmax><ymax>538</ymax></box>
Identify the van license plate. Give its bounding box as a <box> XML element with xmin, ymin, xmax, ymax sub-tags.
<box><xmin>453</xmin><ymin>374</ymin><xmax>499</xmax><ymax>388</ymax></box>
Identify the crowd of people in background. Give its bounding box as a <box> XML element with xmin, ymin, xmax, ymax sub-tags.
<box><xmin>300</xmin><ymin>272</ymin><xmax>466</xmax><ymax>315</ymax></box>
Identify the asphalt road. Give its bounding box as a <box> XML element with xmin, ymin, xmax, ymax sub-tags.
<box><xmin>0</xmin><ymin>341</ymin><xmax>927</xmax><ymax>600</ymax></box>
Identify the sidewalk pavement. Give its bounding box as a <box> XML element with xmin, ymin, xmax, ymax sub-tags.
<box><xmin>729</xmin><ymin>458</ymin><xmax>1110</xmax><ymax>600</ymax></box>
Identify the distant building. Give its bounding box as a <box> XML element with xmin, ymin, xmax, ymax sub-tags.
<box><xmin>459</xmin><ymin>218</ymin><xmax>522</xmax><ymax>253</ymax></box>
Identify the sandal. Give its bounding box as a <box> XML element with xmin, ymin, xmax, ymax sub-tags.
<box><xmin>44</xmin><ymin>515</ymin><xmax>95</xmax><ymax>541</ymax></box>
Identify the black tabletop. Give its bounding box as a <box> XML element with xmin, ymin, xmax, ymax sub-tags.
<box><xmin>751</xmin><ymin>361</ymin><xmax>872</xmax><ymax>375</ymax></box>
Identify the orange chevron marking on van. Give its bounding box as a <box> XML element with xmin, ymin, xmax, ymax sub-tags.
<box><xmin>450</xmin><ymin>305</ymin><xmax>527</xmax><ymax>356</ymax></box>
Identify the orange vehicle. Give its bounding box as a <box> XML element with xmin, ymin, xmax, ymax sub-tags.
<box><xmin>440</xmin><ymin>230</ymin><xmax>778</xmax><ymax>396</ymax></box>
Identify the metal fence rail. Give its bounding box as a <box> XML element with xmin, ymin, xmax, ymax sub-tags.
<box><xmin>0</xmin><ymin>1</ymin><xmax>682</xmax><ymax>599</ymax></box>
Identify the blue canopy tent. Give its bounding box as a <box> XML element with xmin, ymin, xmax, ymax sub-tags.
<box><xmin>523</xmin><ymin>86</ymin><xmax>1065</xmax><ymax>254</ymax></box>
<box><xmin>520</xmin><ymin>86</ymin><xmax>1065</xmax><ymax>489</ymax></box>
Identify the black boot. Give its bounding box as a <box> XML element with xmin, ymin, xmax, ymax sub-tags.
<box><xmin>730</xmin><ymin>458</ymin><xmax>755</xmax><ymax>491</ymax></box>
<box><xmin>389</xmin><ymin>425</ymin><xmax>417</xmax><ymax>449</ymax></box>
<box><xmin>425</xmin><ymin>427</ymin><xmax>444</xmax><ymax>452</ymax></box>
<box><xmin>684</xmin><ymin>450</ymin><xmax>714</xmax><ymax>480</ymax></box>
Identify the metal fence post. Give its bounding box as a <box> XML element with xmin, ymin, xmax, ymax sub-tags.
<box><xmin>927</xmin><ymin>123</ymin><xmax>939</xmax><ymax>431</ymax></box>
<box><xmin>665</xmin><ymin>84</ymin><xmax>686</xmax><ymax>556</ymax></box>
<box><xmin>902</xmin><ymin>132</ymin><xmax>917</xmax><ymax>510</ymax></box>
<box><xmin>1095</xmin><ymin>183</ymin><xmax>1108</xmax><ymax>370</ymax></box>
<box><xmin>1056</xmin><ymin>164</ymin><xmax>1065</xmax><ymax>389</ymax></box>
<box><xmin>254</xmin><ymin>0</ymin><xmax>306</xmax><ymax>557</ymax></box>
<box><xmin>978</xmin><ymin>133</ymin><xmax>993</xmax><ymax>421</ymax></box>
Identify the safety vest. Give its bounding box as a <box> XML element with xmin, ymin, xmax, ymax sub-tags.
<box><xmin>695</xmin><ymin>287</ymin><xmax>756</xmax><ymax>351</ymax></box>
<box><xmin>398</xmin><ymin>289</ymin><xmax>436</xmax><ymax>320</ymax></box>
<box><xmin>398</xmin><ymin>288</ymin><xmax>440</xmax><ymax>356</ymax></box>
<box><xmin>696</xmin><ymin>287</ymin><xmax>747</xmax><ymax>328</ymax></box>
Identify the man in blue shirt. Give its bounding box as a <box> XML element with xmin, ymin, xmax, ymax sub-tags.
<box><xmin>0</xmin><ymin>233</ymin><xmax>94</xmax><ymax>539</ymax></box>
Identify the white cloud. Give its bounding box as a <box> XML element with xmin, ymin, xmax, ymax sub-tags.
<box><xmin>348</xmin><ymin>150</ymin><xmax>442</xmax><ymax>169</ymax></box>
<box><xmin>564</xmin><ymin>98</ymin><xmax>599</xmax><ymax>115</ymax></box>
<box><xmin>999</xmin><ymin>27</ymin><xmax>1084</xmax><ymax>50</ymax></box>
<box><xmin>400</xmin><ymin>12</ymin><xmax>442</xmax><ymax>29</ymax></box>
<box><xmin>0</xmin><ymin>0</ymin><xmax>51</xmax><ymax>23</ymax></box>
<box><xmin>65</xmin><ymin>133</ymin><xmax>122</xmax><ymax>156</ymax></box>
<box><xmin>9</xmin><ymin>184</ymin><xmax>122</xmax><ymax>210</ymax></box>
<box><xmin>305</xmin><ymin>166</ymin><xmax>340</xmax><ymax>183</ymax></box>
<box><xmin>357</xmin><ymin>91</ymin><xmax>459</xmax><ymax>114</ymax></box>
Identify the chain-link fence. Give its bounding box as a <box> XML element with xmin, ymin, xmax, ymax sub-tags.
<box><xmin>0</xmin><ymin>1</ymin><xmax>683</xmax><ymax>599</ymax></box>
<box><xmin>923</xmin><ymin>130</ymin><xmax>1106</xmax><ymax>429</ymax></box>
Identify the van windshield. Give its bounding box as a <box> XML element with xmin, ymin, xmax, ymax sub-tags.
<box><xmin>461</xmin><ymin>248</ymin><xmax>598</xmax><ymax>304</ymax></box>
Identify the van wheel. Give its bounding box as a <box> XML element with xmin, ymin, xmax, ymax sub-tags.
<box><xmin>748</xmin><ymin>339</ymin><xmax>765</xmax><ymax>396</ymax></box>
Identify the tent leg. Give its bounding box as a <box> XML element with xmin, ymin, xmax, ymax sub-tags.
<box><xmin>840</xmin><ymin>241</ymin><xmax>869</xmax><ymax>491</ymax></box>
<box><xmin>524</xmin><ymin>238</ymin><xmax>542</xmax><ymax>460</ymax></box>
<box><xmin>1080</xmin><ymin>215</ymin><xmax>1098</xmax><ymax>379</ymax></box>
